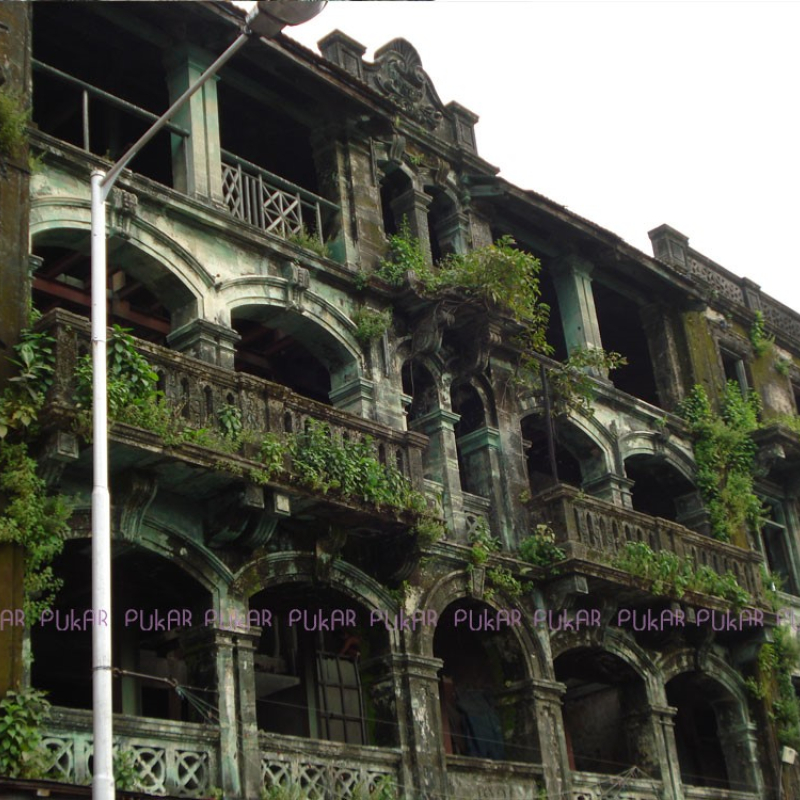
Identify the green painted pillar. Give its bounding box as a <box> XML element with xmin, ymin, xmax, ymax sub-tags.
<box><xmin>551</xmin><ymin>255</ymin><xmax>606</xmax><ymax>372</ymax></box>
<box><xmin>165</xmin><ymin>45</ymin><xmax>223</xmax><ymax>203</ymax></box>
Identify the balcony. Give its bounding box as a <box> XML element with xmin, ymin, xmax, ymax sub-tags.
<box><xmin>446</xmin><ymin>755</ymin><xmax>545</xmax><ymax>800</ymax></box>
<box><xmin>32</xmin><ymin>60</ymin><xmax>339</xmax><ymax>255</ymax></box>
<box><xmin>529</xmin><ymin>484</ymin><xmax>762</xmax><ymax>599</ymax></box>
<box><xmin>260</xmin><ymin>733</ymin><xmax>400</xmax><ymax>799</ymax></box>
<box><xmin>570</xmin><ymin>770</ymin><xmax>661</xmax><ymax>800</ymax></box>
<box><xmin>43</xmin><ymin>707</ymin><xmax>219</xmax><ymax>797</ymax></box>
<box><xmin>38</xmin><ymin>309</ymin><xmax>428</xmax><ymax>533</ymax></box>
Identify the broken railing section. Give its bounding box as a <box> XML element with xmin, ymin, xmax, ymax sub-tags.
<box><xmin>530</xmin><ymin>484</ymin><xmax>762</xmax><ymax>597</ymax></box>
<box><xmin>221</xmin><ymin>151</ymin><xmax>338</xmax><ymax>246</ymax></box>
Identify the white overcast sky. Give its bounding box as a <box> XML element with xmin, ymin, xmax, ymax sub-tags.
<box><xmin>257</xmin><ymin>1</ymin><xmax>800</xmax><ymax>311</ymax></box>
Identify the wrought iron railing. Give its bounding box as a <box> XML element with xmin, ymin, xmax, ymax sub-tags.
<box><xmin>530</xmin><ymin>484</ymin><xmax>762</xmax><ymax>597</ymax></box>
<box><xmin>221</xmin><ymin>150</ymin><xmax>338</xmax><ymax>246</ymax></box>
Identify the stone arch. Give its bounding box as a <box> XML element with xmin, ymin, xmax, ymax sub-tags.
<box><xmin>658</xmin><ymin>649</ymin><xmax>762</xmax><ymax>794</ymax></box>
<box><xmin>414</xmin><ymin>569</ymin><xmax>550</xmax><ymax>679</ymax></box>
<box><xmin>232</xmin><ymin>553</ymin><xmax>400</xmax><ymax>747</ymax></box>
<box><xmin>30</xmin><ymin>203</ymin><xmax>209</xmax><ymax>325</ymax></box>
<box><xmin>619</xmin><ymin>430</ymin><xmax>696</xmax><ymax>482</ymax></box>
<box><xmin>520</xmin><ymin>409</ymin><xmax>613</xmax><ymax>496</ymax></box>
<box><xmin>32</xmin><ymin>536</ymin><xmax>216</xmax><ymax>721</ymax></box>
<box><xmin>553</xmin><ymin>643</ymin><xmax>656</xmax><ymax>776</ymax></box>
<box><xmin>222</xmin><ymin>283</ymin><xmax>363</xmax><ymax>404</ymax></box>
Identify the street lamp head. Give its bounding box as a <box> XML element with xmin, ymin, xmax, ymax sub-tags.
<box><xmin>248</xmin><ymin>1</ymin><xmax>327</xmax><ymax>38</ymax></box>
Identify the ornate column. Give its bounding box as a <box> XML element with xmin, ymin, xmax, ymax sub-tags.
<box><xmin>179</xmin><ymin>625</ymin><xmax>242</xmax><ymax>798</ymax></box>
<box><xmin>234</xmin><ymin>625</ymin><xmax>263</xmax><ymax>800</ymax></box>
<box><xmin>164</xmin><ymin>44</ymin><xmax>224</xmax><ymax>203</ymax></box>
<box><xmin>530</xmin><ymin>678</ymin><xmax>573</xmax><ymax>800</ymax></box>
<box><xmin>652</xmin><ymin>704</ymin><xmax>685</xmax><ymax>800</ymax></box>
<box><xmin>394</xmin><ymin>654</ymin><xmax>447</xmax><ymax>800</ymax></box>
<box><xmin>410</xmin><ymin>408</ymin><xmax>462</xmax><ymax>533</ymax></box>
<box><xmin>550</xmin><ymin>255</ymin><xmax>605</xmax><ymax>371</ymax></box>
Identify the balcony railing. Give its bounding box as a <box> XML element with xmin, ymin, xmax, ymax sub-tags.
<box><xmin>42</xmin><ymin>707</ymin><xmax>219</xmax><ymax>797</ymax></box>
<box><xmin>571</xmin><ymin>770</ymin><xmax>662</xmax><ymax>800</ymax></box>
<box><xmin>40</xmin><ymin>310</ymin><xmax>426</xmax><ymax>510</ymax></box>
<box><xmin>260</xmin><ymin>733</ymin><xmax>400</xmax><ymax>799</ymax></box>
<box><xmin>530</xmin><ymin>484</ymin><xmax>762</xmax><ymax>597</ymax></box>
<box><xmin>221</xmin><ymin>151</ymin><xmax>338</xmax><ymax>246</ymax></box>
<box><xmin>446</xmin><ymin>754</ymin><xmax>545</xmax><ymax>800</ymax></box>
<box><xmin>683</xmin><ymin>786</ymin><xmax>761</xmax><ymax>800</ymax></box>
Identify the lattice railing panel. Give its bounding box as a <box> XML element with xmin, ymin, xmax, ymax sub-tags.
<box><xmin>261</xmin><ymin>738</ymin><xmax>399</xmax><ymax>800</ymax></box>
<box><xmin>42</xmin><ymin>713</ymin><xmax>219</xmax><ymax>798</ymax></box>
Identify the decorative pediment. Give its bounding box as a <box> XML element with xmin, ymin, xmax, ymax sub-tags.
<box><xmin>365</xmin><ymin>39</ymin><xmax>444</xmax><ymax>132</ymax></box>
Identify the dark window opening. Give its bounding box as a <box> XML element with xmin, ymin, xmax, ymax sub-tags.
<box><xmin>451</xmin><ymin>383</ymin><xmax>489</xmax><ymax>496</ymax></box>
<box><xmin>538</xmin><ymin>265</ymin><xmax>568</xmax><ymax>362</ymax></box>
<box><xmin>32</xmin><ymin>3</ymin><xmax>173</xmax><ymax>187</ymax></box>
<box><xmin>250</xmin><ymin>586</ymin><xmax>394</xmax><ymax>747</ymax></box>
<box><xmin>555</xmin><ymin>649</ymin><xmax>647</xmax><ymax>776</ymax></box>
<box><xmin>521</xmin><ymin>415</ymin><xmax>605</xmax><ymax>496</ymax></box>
<box><xmin>426</xmin><ymin>189</ymin><xmax>459</xmax><ymax>262</ymax></box>
<box><xmin>32</xmin><ymin>541</ymin><xmax>211</xmax><ymax>722</ymax></box>
<box><xmin>380</xmin><ymin>170</ymin><xmax>412</xmax><ymax>238</ymax></box>
<box><xmin>32</xmin><ymin>243</ymin><xmax>180</xmax><ymax>345</ymax></box>
<box><xmin>761</xmin><ymin>499</ymin><xmax>797</xmax><ymax>594</ymax></box>
<box><xmin>217</xmin><ymin>80</ymin><xmax>318</xmax><ymax>197</ymax></box>
<box><xmin>792</xmin><ymin>383</ymin><xmax>800</xmax><ymax>414</ymax></box>
<box><xmin>720</xmin><ymin>350</ymin><xmax>749</xmax><ymax>396</ymax></box>
<box><xmin>402</xmin><ymin>361</ymin><xmax>438</xmax><ymax>425</ymax></box>
<box><xmin>435</xmin><ymin>599</ymin><xmax>535</xmax><ymax>763</ymax></box>
<box><xmin>593</xmin><ymin>282</ymin><xmax>660</xmax><ymax>406</ymax></box>
<box><xmin>666</xmin><ymin>674</ymin><xmax>731</xmax><ymax>790</ymax></box>
<box><xmin>232</xmin><ymin>313</ymin><xmax>334</xmax><ymax>406</ymax></box>
<box><xmin>625</xmin><ymin>455</ymin><xmax>695</xmax><ymax>522</ymax></box>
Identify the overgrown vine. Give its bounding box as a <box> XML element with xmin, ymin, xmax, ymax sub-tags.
<box><xmin>678</xmin><ymin>381</ymin><xmax>763</xmax><ymax>542</ymax></box>
<box><xmin>0</xmin><ymin>328</ymin><xmax>69</xmax><ymax>620</ymax></box>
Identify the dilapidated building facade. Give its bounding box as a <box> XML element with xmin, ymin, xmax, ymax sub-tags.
<box><xmin>2</xmin><ymin>3</ymin><xmax>800</xmax><ymax>800</ymax></box>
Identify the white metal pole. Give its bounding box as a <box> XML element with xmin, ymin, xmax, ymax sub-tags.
<box><xmin>90</xmin><ymin>170</ymin><xmax>114</xmax><ymax>800</ymax></box>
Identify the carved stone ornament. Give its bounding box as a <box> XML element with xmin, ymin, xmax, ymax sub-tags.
<box><xmin>367</xmin><ymin>39</ymin><xmax>443</xmax><ymax>131</ymax></box>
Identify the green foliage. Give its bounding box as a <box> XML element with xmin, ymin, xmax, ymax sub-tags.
<box><xmin>0</xmin><ymin>330</ymin><xmax>55</xmax><ymax>439</ymax></box>
<box><xmin>218</xmin><ymin>403</ymin><xmax>243</xmax><ymax>441</ymax></box>
<box><xmin>772</xmin><ymin>413</ymin><xmax>800</xmax><ymax>436</ymax></box>
<box><xmin>0</xmin><ymin>441</ymin><xmax>70</xmax><ymax>620</ymax></box>
<box><xmin>679</xmin><ymin>382</ymin><xmax>763</xmax><ymax>541</ymax></box>
<box><xmin>261</xmin><ymin>782</ymin><xmax>313</xmax><ymax>800</ymax></box>
<box><xmin>113</xmin><ymin>750</ymin><xmax>142</xmax><ymax>792</ymax></box>
<box><xmin>353</xmin><ymin>307</ymin><xmax>393</xmax><ymax>345</ymax></box>
<box><xmin>0</xmin><ymin>688</ymin><xmax>51</xmax><ymax>779</ymax></box>
<box><xmin>745</xmin><ymin>627</ymin><xmax>800</xmax><ymax>749</ymax></box>
<box><xmin>612</xmin><ymin>541</ymin><xmax>752</xmax><ymax>606</ymax></box>
<box><xmin>259</xmin><ymin>433</ymin><xmax>286</xmax><ymax>480</ymax></box>
<box><xmin>0</xmin><ymin>90</ymin><xmax>30</xmax><ymax>162</ymax></box>
<box><xmin>546</xmin><ymin>347</ymin><xmax>628</xmax><ymax>416</ymax></box>
<box><xmin>749</xmin><ymin>310</ymin><xmax>774</xmax><ymax>357</ymax></box>
<box><xmin>288</xmin><ymin>420</ymin><xmax>425</xmax><ymax>512</ymax></box>
<box><xmin>412</xmin><ymin>516</ymin><xmax>446</xmax><ymax>547</ymax></box>
<box><xmin>286</xmin><ymin>227</ymin><xmax>329</xmax><ymax>258</ymax></box>
<box><xmin>485</xmin><ymin>566</ymin><xmax>526</xmax><ymax>600</ymax></box>
<box><xmin>75</xmin><ymin>325</ymin><xmax>160</xmax><ymax>419</ymax></box>
<box><xmin>518</xmin><ymin>524</ymin><xmax>566</xmax><ymax>569</ymax></box>
<box><xmin>435</xmin><ymin>235</ymin><xmax>548</xmax><ymax>327</ymax></box>
<box><xmin>376</xmin><ymin>219</ymin><xmax>426</xmax><ymax>286</ymax></box>
<box><xmin>775</xmin><ymin>358</ymin><xmax>792</xmax><ymax>377</ymax></box>
<box><xmin>468</xmin><ymin>519</ymin><xmax>500</xmax><ymax>567</ymax></box>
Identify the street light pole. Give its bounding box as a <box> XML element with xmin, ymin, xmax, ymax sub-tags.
<box><xmin>89</xmin><ymin>5</ymin><xmax>325</xmax><ymax>800</ymax></box>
